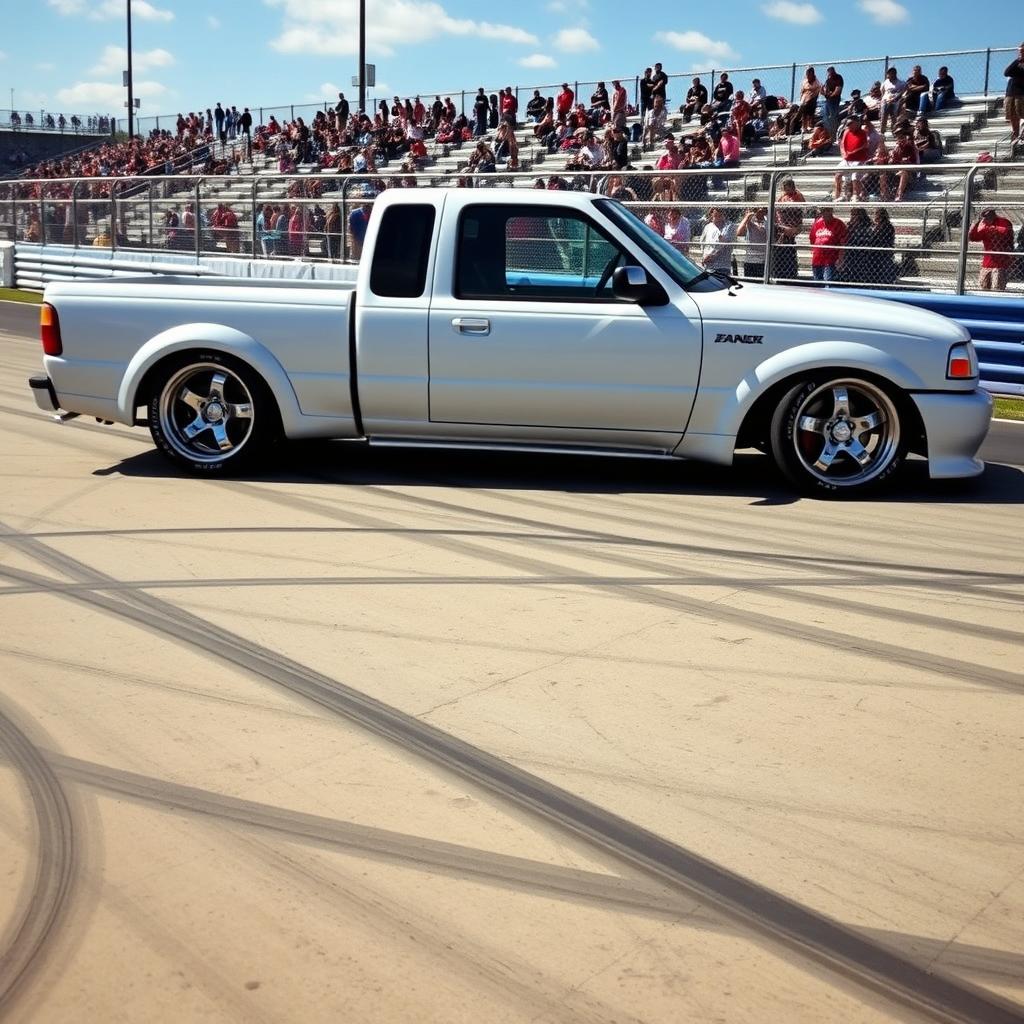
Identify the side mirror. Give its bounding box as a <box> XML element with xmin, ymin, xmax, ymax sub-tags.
<box><xmin>612</xmin><ymin>265</ymin><xmax>668</xmax><ymax>305</ymax></box>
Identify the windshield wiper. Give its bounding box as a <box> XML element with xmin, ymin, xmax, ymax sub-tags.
<box><xmin>687</xmin><ymin>268</ymin><xmax>743</xmax><ymax>290</ymax></box>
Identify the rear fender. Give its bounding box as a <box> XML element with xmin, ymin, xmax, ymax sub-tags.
<box><xmin>116</xmin><ymin>323</ymin><xmax>304</xmax><ymax>430</ymax></box>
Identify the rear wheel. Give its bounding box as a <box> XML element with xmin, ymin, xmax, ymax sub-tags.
<box><xmin>770</xmin><ymin>376</ymin><xmax>907</xmax><ymax>496</ymax></box>
<box><xmin>148</xmin><ymin>353</ymin><xmax>276</xmax><ymax>473</ymax></box>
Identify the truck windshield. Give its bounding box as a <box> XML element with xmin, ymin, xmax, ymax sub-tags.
<box><xmin>594</xmin><ymin>198</ymin><xmax>721</xmax><ymax>291</ymax></box>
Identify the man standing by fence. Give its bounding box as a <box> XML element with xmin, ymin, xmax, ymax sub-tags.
<box><xmin>968</xmin><ymin>207</ymin><xmax>1015</xmax><ymax>291</ymax></box>
<box><xmin>809</xmin><ymin>207</ymin><xmax>847</xmax><ymax>283</ymax></box>
<box><xmin>1005</xmin><ymin>42</ymin><xmax>1024</xmax><ymax>143</ymax></box>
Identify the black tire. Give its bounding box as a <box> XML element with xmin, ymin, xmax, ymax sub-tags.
<box><xmin>769</xmin><ymin>375</ymin><xmax>907</xmax><ymax>497</ymax></box>
<box><xmin>147</xmin><ymin>352</ymin><xmax>279</xmax><ymax>474</ymax></box>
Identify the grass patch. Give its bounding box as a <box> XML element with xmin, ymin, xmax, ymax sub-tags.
<box><xmin>0</xmin><ymin>288</ymin><xmax>42</xmax><ymax>305</ymax></box>
<box><xmin>994</xmin><ymin>397</ymin><xmax>1024</xmax><ymax>421</ymax></box>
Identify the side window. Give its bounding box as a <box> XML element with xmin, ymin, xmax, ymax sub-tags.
<box><xmin>456</xmin><ymin>205</ymin><xmax>628</xmax><ymax>301</ymax></box>
<box><xmin>370</xmin><ymin>204</ymin><xmax>436</xmax><ymax>298</ymax></box>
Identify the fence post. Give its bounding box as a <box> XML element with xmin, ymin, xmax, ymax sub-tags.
<box><xmin>765</xmin><ymin>170</ymin><xmax>778</xmax><ymax>283</ymax></box>
<box><xmin>110</xmin><ymin>182</ymin><xmax>117</xmax><ymax>254</ymax></box>
<box><xmin>71</xmin><ymin>182</ymin><xmax>79</xmax><ymax>247</ymax></box>
<box><xmin>634</xmin><ymin>75</ymin><xmax>639</xmax><ymax>109</ymax></box>
<box><xmin>954</xmin><ymin>166</ymin><xmax>978</xmax><ymax>295</ymax></box>
<box><xmin>148</xmin><ymin>180</ymin><xmax>154</xmax><ymax>249</ymax></box>
<box><xmin>983</xmin><ymin>48</ymin><xmax>991</xmax><ymax>97</ymax></box>
<box><xmin>790</xmin><ymin>63</ymin><xmax>797</xmax><ymax>103</ymax></box>
<box><xmin>194</xmin><ymin>179</ymin><xmax>201</xmax><ymax>260</ymax></box>
<box><xmin>574</xmin><ymin>81</ymin><xmax>578</xmax><ymax>104</ymax></box>
<box><xmin>460</xmin><ymin>90</ymin><xmax>465</xmax><ymax>116</ymax></box>
<box><xmin>38</xmin><ymin>189</ymin><xmax>45</xmax><ymax>246</ymax></box>
<box><xmin>251</xmin><ymin>179</ymin><xmax>258</xmax><ymax>258</ymax></box>
<box><xmin>290</xmin><ymin>105</ymin><xmax>294</xmax><ymax>121</ymax></box>
<box><xmin>341</xmin><ymin>188</ymin><xmax>348</xmax><ymax>262</ymax></box>
<box><xmin>883</xmin><ymin>55</ymin><xmax>889</xmax><ymax>77</ymax></box>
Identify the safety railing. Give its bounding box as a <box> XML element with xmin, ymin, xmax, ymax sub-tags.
<box><xmin>1</xmin><ymin>110</ymin><xmax>114</xmax><ymax>135</ymax></box>
<box><xmin>2</xmin><ymin>163</ymin><xmax>1022</xmax><ymax>295</ymax></box>
<box><xmin>119</xmin><ymin>45</ymin><xmax>1018</xmax><ymax>138</ymax></box>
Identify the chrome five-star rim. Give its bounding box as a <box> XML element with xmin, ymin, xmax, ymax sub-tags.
<box><xmin>793</xmin><ymin>379</ymin><xmax>901</xmax><ymax>487</ymax></box>
<box><xmin>158</xmin><ymin>363</ymin><xmax>255</xmax><ymax>463</ymax></box>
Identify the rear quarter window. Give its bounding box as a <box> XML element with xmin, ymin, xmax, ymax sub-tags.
<box><xmin>370</xmin><ymin>204</ymin><xmax>436</xmax><ymax>298</ymax></box>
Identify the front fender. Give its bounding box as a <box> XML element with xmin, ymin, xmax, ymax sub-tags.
<box><xmin>116</xmin><ymin>322</ymin><xmax>304</xmax><ymax>430</ymax></box>
<box><xmin>688</xmin><ymin>340</ymin><xmax>925</xmax><ymax>444</ymax></box>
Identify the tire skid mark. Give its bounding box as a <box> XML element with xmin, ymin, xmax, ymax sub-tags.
<box><xmin>17</xmin><ymin>523</ymin><xmax>1024</xmax><ymax>586</ymax></box>
<box><xmin>362</xmin><ymin>482</ymin><xmax>1024</xmax><ymax>605</ymax></box>
<box><xmin>0</xmin><ymin>705</ymin><xmax>76</xmax><ymax>1016</ymax></box>
<box><xmin>1</xmin><ymin>523</ymin><xmax>1023</xmax><ymax>1023</ymax></box>
<box><xmin>223</xmin><ymin>483</ymin><xmax>1024</xmax><ymax>694</ymax></box>
<box><xmin>45</xmin><ymin>752</ymin><xmax>699</xmax><ymax>926</ymax></box>
<box><xmin>0</xmin><ymin>569</ymin><xmax>1021</xmax><ymax>651</ymax></box>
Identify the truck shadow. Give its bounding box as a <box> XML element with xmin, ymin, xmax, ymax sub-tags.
<box><xmin>94</xmin><ymin>443</ymin><xmax>1024</xmax><ymax>506</ymax></box>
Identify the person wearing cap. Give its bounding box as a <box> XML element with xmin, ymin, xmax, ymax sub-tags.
<box><xmin>808</xmin><ymin>206</ymin><xmax>848</xmax><ymax>283</ymax></box>
<box><xmin>847</xmin><ymin>89</ymin><xmax>867</xmax><ymax>121</ymax></box>
<box><xmin>968</xmin><ymin>208</ymin><xmax>1015</xmax><ymax>291</ymax></box>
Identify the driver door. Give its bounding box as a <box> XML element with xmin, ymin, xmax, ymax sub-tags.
<box><xmin>427</xmin><ymin>203</ymin><xmax>702</xmax><ymax>443</ymax></box>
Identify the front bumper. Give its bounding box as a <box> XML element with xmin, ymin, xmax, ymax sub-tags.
<box><xmin>911</xmin><ymin>388</ymin><xmax>992</xmax><ymax>479</ymax></box>
<box><xmin>29</xmin><ymin>375</ymin><xmax>60</xmax><ymax>414</ymax></box>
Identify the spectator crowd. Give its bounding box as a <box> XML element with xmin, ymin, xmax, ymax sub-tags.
<box><xmin>4</xmin><ymin>42</ymin><xmax>1024</xmax><ymax>289</ymax></box>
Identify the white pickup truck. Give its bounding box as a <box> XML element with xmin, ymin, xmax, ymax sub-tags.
<box><xmin>30</xmin><ymin>186</ymin><xmax>991</xmax><ymax>495</ymax></box>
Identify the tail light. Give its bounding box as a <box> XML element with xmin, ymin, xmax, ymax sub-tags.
<box><xmin>946</xmin><ymin>342</ymin><xmax>977</xmax><ymax>380</ymax></box>
<box><xmin>40</xmin><ymin>303</ymin><xmax>63</xmax><ymax>356</ymax></box>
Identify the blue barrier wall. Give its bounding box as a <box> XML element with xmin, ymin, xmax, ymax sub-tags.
<box><xmin>846</xmin><ymin>290</ymin><xmax>1024</xmax><ymax>397</ymax></box>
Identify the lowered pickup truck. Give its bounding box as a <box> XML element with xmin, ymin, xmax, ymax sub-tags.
<box><xmin>30</xmin><ymin>187</ymin><xmax>991</xmax><ymax>495</ymax></box>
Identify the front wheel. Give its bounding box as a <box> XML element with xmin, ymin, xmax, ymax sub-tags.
<box><xmin>770</xmin><ymin>376</ymin><xmax>907</xmax><ymax>496</ymax></box>
<box><xmin>148</xmin><ymin>353</ymin><xmax>277</xmax><ymax>473</ymax></box>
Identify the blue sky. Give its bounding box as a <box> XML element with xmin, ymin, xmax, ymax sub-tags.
<box><xmin>2</xmin><ymin>0</ymin><xmax>1021</xmax><ymax>126</ymax></box>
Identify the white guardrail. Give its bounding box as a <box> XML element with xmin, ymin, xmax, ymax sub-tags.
<box><xmin>0</xmin><ymin>241</ymin><xmax>358</xmax><ymax>291</ymax></box>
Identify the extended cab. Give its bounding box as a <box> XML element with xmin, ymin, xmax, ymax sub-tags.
<box><xmin>30</xmin><ymin>187</ymin><xmax>991</xmax><ymax>495</ymax></box>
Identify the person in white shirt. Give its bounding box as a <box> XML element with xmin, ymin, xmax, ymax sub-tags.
<box><xmin>699</xmin><ymin>207</ymin><xmax>736</xmax><ymax>273</ymax></box>
<box><xmin>750</xmin><ymin>79</ymin><xmax>768</xmax><ymax>104</ymax></box>
<box><xmin>880</xmin><ymin>67</ymin><xmax>907</xmax><ymax>135</ymax></box>
<box><xmin>737</xmin><ymin>207</ymin><xmax>768</xmax><ymax>279</ymax></box>
<box><xmin>663</xmin><ymin>208</ymin><xmax>691</xmax><ymax>254</ymax></box>
<box><xmin>643</xmin><ymin>96</ymin><xmax>668</xmax><ymax>149</ymax></box>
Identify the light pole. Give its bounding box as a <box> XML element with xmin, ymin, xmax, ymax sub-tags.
<box><xmin>358</xmin><ymin>0</ymin><xmax>366</xmax><ymax>115</ymax></box>
<box><xmin>126</xmin><ymin>0</ymin><xmax>135</xmax><ymax>137</ymax></box>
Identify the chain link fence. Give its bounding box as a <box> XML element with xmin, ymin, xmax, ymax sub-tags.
<box><xmin>3</xmin><ymin>164</ymin><xmax>1022</xmax><ymax>295</ymax></box>
<box><xmin>1</xmin><ymin>110</ymin><xmax>114</xmax><ymax>134</ymax></box>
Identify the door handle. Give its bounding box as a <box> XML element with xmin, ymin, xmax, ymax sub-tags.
<box><xmin>452</xmin><ymin>317</ymin><xmax>491</xmax><ymax>336</ymax></box>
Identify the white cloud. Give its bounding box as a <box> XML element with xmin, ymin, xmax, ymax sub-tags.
<box><xmin>518</xmin><ymin>53</ymin><xmax>556</xmax><ymax>68</ymax></box>
<box><xmin>207</xmin><ymin>15</ymin><xmax>221</xmax><ymax>28</ymax></box>
<box><xmin>47</xmin><ymin>0</ymin><xmax>174</xmax><ymax>20</ymax></box>
<box><xmin>0</xmin><ymin>50</ymin><xmax>6</xmax><ymax>61</ymax></box>
<box><xmin>858</xmin><ymin>0</ymin><xmax>908</xmax><ymax>24</ymax></box>
<box><xmin>55</xmin><ymin>78</ymin><xmax>168</xmax><ymax>107</ymax></box>
<box><xmin>305</xmin><ymin>81</ymin><xmax>344</xmax><ymax>101</ymax></box>
<box><xmin>762</xmin><ymin>1</ymin><xmax>822</xmax><ymax>24</ymax></box>
<box><xmin>546</xmin><ymin>0</ymin><xmax>587</xmax><ymax>11</ymax></box>
<box><xmin>553</xmin><ymin>27</ymin><xmax>599</xmax><ymax>53</ymax></box>
<box><xmin>655</xmin><ymin>30</ymin><xmax>738</xmax><ymax>62</ymax></box>
<box><xmin>36</xmin><ymin>61</ymin><xmax>56</xmax><ymax>71</ymax></box>
<box><xmin>90</xmin><ymin>45</ymin><xmax>175</xmax><ymax>76</ymax></box>
<box><xmin>266</xmin><ymin>0</ymin><xmax>536</xmax><ymax>58</ymax></box>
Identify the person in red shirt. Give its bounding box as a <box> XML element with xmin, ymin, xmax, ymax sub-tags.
<box><xmin>968</xmin><ymin>208</ymin><xmax>1015</xmax><ymax>290</ymax></box>
<box><xmin>500</xmin><ymin>86</ymin><xmax>518</xmax><ymax>126</ymax></box>
<box><xmin>808</xmin><ymin>207</ymin><xmax>847</xmax><ymax>282</ymax></box>
<box><xmin>556</xmin><ymin>83</ymin><xmax>574</xmax><ymax>118</ymax></box>
<box><xmin>833</xmin><ymin>114</ymin><xmax>870</xmax><ymax>201</ymax></box>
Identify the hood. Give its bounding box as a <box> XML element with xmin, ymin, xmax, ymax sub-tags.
<box><xmin>699</xmin><ymin>283</ymin><xmax>971</xmax><ymax>345</ymax></box>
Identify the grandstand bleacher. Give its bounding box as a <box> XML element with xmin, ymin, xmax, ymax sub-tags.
<box><xmin>3</xmin><ymin>45</ymin><xmax>1023</xmax><ymax>294</ymax></box>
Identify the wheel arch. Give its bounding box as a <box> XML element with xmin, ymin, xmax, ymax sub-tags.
<box><xmin>118</xmin><ymin>323</ymin><xmax>303</xmax><ymax>431</ymax></box>
<box><xmin>722</xmin><ymin>341</ymin><xmax>926</xmax><ymax>455</ymax></box>
<box><xmin>736</xmin><ymin>365</ymin><xmax>926</xmax><ymax>457</ymax></box>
